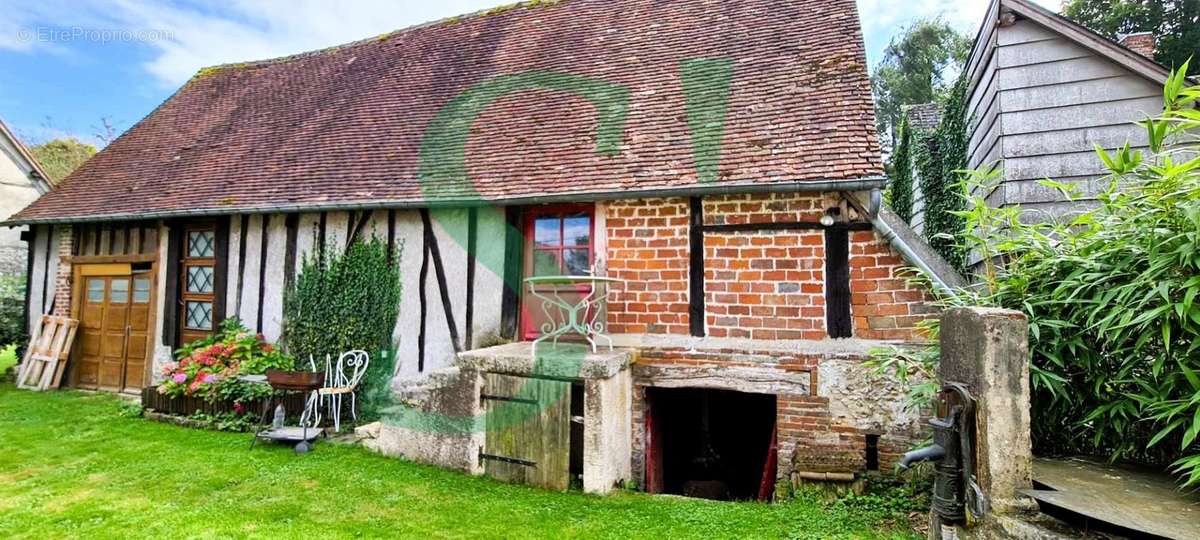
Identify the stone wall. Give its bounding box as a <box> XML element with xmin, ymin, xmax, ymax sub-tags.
<box><xmin>629</xmin><ymin>344</ymin><xmax>926</xmax><ymax>494</ymax></box>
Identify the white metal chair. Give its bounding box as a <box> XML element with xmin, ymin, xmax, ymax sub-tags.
<box><xmin>319</xmin><ymin>350</ymin><xmax>370</xmax><ymax>432</ymax></box>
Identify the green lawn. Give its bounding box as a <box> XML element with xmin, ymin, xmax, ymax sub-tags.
<box><xmin>0</xmin><ymin>383</ymin><xmax>917</xmax><ymax>539</ymax></box>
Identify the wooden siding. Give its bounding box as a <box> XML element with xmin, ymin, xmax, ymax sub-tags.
<box><xmin>912</xmin><ymin>10</ymin><xmax>1165</xmax><ymax>232</ymax></box>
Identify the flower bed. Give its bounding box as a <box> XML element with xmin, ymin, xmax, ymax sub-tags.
<box><xmin>142</xmin><ymin>318</ymin><xmax>300</xmax><ymax>431</ymax></box>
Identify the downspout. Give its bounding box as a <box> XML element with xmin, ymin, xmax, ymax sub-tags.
<box><xmin>863</xmin><ymin>188</ymin><xmax>960</xmax><ymax>298</ymax></box>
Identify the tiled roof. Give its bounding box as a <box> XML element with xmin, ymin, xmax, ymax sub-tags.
<box><xmin>10</xmin><ymin>0</ymin><xmax>882</xmax><ymax>224</ymax></box>
<box><xmin>903</xmin><ymin>103</ymin><xmax>942</xmax><ymax>132</ymax></box>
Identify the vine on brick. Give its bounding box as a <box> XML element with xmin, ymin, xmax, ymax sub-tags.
<box><xmin>915</xmin><ymin>74</ymin><xmax>968</xmax><ymax>271</ymax></box>
<box><xmin>887</xmin><ymin>116</ymin><xmax>915</xmax><ymax>223</ymax></box>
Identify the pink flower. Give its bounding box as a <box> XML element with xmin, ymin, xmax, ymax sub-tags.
<box><xmin>172</xmin><ymin>373</ymin><xmax>187</xmax><ymax>384</ymax></box>
<box><xmin>233</xmin><ymin>402</ymin><xmax>245</xmax><ymax>414</ymax></box>
<box><xmin>201</xmin><ymin>373</ymin><xmax>217</xmax><ymax>384</ymax></box>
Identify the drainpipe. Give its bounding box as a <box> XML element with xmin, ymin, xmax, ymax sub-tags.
<box><xmin>864</xmin><ymin>188</ymin><xmax>960</xmax><ymax>298</ymax></box>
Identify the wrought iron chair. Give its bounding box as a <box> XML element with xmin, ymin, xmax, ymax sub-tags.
<box><xmin>313</xmin><ymin>350</ymin><xmax>370</xmax><ymax>432</ymax></box>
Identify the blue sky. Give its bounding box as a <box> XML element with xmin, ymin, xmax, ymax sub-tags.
<box><xmin>0</xmin><ymin>0</ymin><xmax>1060</xmax><ymax>147</ymax></box>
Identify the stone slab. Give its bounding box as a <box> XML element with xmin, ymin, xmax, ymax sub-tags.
<box><xmin>456</xmin><ymin>342</ymin><xmax>632</xmax><ymax>380</ymax></box>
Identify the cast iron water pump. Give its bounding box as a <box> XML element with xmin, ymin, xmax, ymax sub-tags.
<box><xmin>899</xmin><ymin>383</ymin><xmax>988</xmax><ymax>526</ymax></box>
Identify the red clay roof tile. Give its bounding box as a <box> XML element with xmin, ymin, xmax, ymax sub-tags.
<box><xmin>10</xmin><ymin>0</ymin><xmax>881</xmax><ymax>223</ymax></box>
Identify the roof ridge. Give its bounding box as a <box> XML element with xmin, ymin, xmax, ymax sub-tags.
<box><xmin>190</xmin><ymin>0</ymin><xmax>571</xmax><ymax>80</ymax></box>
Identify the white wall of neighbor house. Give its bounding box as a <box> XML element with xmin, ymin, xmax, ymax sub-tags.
<box><xmin>963</xmin><ymin>16</ymin><xmax>1161</xmax><ymax>224</ymax></box>
<box><xmin>0</xmin><ymin>135</ymin><xmax>50</xmax><ymax>276</ymax></box>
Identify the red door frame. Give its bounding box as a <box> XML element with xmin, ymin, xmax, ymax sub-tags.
<box><xmin>519</xmin><ymin>204</ymin><xmax>597</xmax><ymax>340</ymax></box>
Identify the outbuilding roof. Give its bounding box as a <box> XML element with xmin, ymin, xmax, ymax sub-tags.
<box><xmin>9</xmin><ymin>0</ymin><xmax>882</xmax><ymax>224</ymax></box>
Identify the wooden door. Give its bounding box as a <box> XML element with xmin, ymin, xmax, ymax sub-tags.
<box><xmin>75</xmin><ymin>276</ymin><xmax>106</xmax><ymax>388</ymax></box>
<box><xmin>521</xmin><ymin>207</ymin><xmax>595</xmax><ymax>340</ymax></box>
<box><xmin>75</xmin><ymin>271</ymin><xmax>154</xmax><ymax>393</ymax></box>
<box><xmin>97</xmin><ymin>276</ymin><xmax>131</xmax><ymax>390</ymax></box>
<box><xmin>480</xmin><ymin>373</ymin><xmax>572</xmax><ymax>491</ymax></box>
<box><xmin>123</xmin><ymin>274</ymin><xmax>154</xmax><ymax>391</ymax></box>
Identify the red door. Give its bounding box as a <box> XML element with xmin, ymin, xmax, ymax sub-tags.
<box><xmin>520</xmin><ymin>206</ymin><xmax>596</xmax><ymax>340</ymax></box>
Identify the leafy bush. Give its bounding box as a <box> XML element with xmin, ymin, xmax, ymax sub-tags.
<box><xmin>875</xmin><ymin>65</ymin><xmax>1200</xmax><ymax>487</ymax></box>
<box><xmin>158</xmin><ymin>318</ymin><xmax>292</xmax><ymax>403</ymax></box>
<box><xmin>888</xmin><ymin>117</ymin><xmax>915</xmax><ymax>223</ymax></box>
<box><xmin>0</xmin><ymin>275</ymin><xmax>28</xmax><ymax>353</ymax></box>
<box><xmin>916</xmin><ymin>74</ymin><xmax>969</xmax><ymax>271</ymax></box>
<box><xmin>283</xmin><ymin>237</ymin><xmax>401</xmax><ymax>422</ymax></box>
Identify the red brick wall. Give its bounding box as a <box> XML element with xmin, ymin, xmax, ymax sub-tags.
<box><xmin>51</xmin><ymin>225</ymin><xmax>73</xmax><ymax>318</ymax></box>
<box><xmin>605</xmin><ymin>198</ymin><xmax>690</xmax><ymax>334</ymax></box>
<box><xmin>848</xmin><ymin>229</ymin><xmax>937</xmax><ymax>341</ymax></box>
<box><xmin>703</xmin><ymin>193</ymin><xmax>829</xmax><ymax>340</ymax></box>
<box><xmin>603</xmin><ymin>192</ymin><xmax>938</xmax><ymax>342</ymax></box>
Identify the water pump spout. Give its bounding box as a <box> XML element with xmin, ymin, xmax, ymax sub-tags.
<box><xmin>898</xmin><ymin>444</ymin><xmax>945</xmax><ymax>469</ymax></box>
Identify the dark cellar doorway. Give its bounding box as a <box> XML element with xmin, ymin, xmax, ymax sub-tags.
<box><xmin>645</xmin><ymin>387</ymin><xmax>777</xmax><ymax>501</ymax></box>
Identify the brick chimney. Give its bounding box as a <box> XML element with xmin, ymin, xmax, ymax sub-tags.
<box><xmin>1118</xmin><ymin>32</ymin><xmax>1156</xmax><ymax>59</ymax></box>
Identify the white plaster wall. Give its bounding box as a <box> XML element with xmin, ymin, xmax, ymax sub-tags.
<box><xmin>25</xmin><ymin>225</ymin><xmax>48</xmax><ymax>331</ymax></box>
<box><xmin>260</xmin><ymin>215</ymin><xmax>288</xmax><ymax>341</ymax></box>
<box><xmin>470</xmin><ymin>207</ymin><xmax>507</xmax><ymax>348</ymax></box>
<box><xmin>225</xmin><ymin>216</ymin><xmax>243</xmax><ymax>318</ymax></box>
<box><xmin>294</xmin><ymin>213</ymin><xmax>320</xmax><ymax>275</ymax></box>
<box><xmin>324</xmin><ymin>211</ymin><xmax>349</xmax><ymax>254</ymax></box>
<box><xmin>394</xmin><ymin>210</ymin><xmax>425</xmax><ymax>378</ymax></box>
<box><xmin>236</xmin><ymin>215</ymin><xmax>263</xmax><ymax>325</ymax></box>
<box><xmin>0</xmin><ymin>133</ymin><xmax>47</xmax><ymax>274</ymax></box>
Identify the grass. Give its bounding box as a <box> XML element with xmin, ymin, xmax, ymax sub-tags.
<box><xmin>0</xmin><ymin>385</ymin><xmax>918</xmax><ymax>540</ymax></box>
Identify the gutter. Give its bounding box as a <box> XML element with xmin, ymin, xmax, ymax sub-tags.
<box><xmin>3</xmin><ymin>176</ymin><xmax>887</xmax><ymax>226</ymax></box>
<box><xmin>858</xmin><ymin>191</ymin><xmax>966</xmax><ymax>298</ymax></box>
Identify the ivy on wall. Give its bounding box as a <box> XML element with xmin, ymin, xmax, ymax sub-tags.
<box><xmin>916</xmin><ymin>75</ymin><xmax>969</xmax><ymax>271</ymax></box>
<box><xmin>887</xmin><ymin>116</ymin><xmax>915</xmax><ymax>223</ymax></box>
<box><xmin>283</xmin><ymin>237</ymin><xmax>402</xmax><ymax>422</ymax></box>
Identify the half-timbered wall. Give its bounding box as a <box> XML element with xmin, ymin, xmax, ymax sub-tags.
<box><xmin>187</xmin><ymin>209</ymin><xmax>509</xmax><ymax>380</ymax></box>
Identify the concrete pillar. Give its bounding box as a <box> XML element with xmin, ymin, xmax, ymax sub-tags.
<box><xmin>939</xmin><ymin>307</ymin><xmax>1033</xmax><ymax>519</ymax></box>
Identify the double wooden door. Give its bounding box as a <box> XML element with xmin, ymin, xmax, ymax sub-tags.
<box><xmin>75</xmin><ymin>270</ymin><xmax>153</xmax><ymax>393</ymax></box>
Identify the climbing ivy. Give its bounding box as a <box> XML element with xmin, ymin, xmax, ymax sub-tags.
<box><xmin>887</xmin><ymin>116</ymin><xmax>915</xmax><ymax>223</ymax></box>
<box><xmin>283</xmin><ymin>236</ymin><xmax>402</xmax><ymax>422</ymax></box>
<box><xmin>916</xmin><ymin>74</ymin><xmax>969</xmax><ymax>271</ymax></box>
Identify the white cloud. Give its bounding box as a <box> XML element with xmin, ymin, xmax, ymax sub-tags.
<box><xmin>3</xmin><ymin>0</ymin><xmax>1068</xmax><ymax>88</ymax></box>
<box><xmin>1</xmin><ymin>0</ymin><xmax>500</xmax><ymax>86</ymax></box>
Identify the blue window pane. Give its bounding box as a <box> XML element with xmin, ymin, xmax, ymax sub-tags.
<box><xmin>534</xmin><ymin>217</ymin><xmax>560</xmax><ymax>247</ymax></box>
<box><xmin>562</xmin><ymin>215</ymin><xmax>591</xmax><ymax>247</ymax></box>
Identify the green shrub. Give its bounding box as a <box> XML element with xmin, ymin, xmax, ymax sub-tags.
<box><xmin>916</xmin><ymin>75</ymin><xmax>969</xmax><ymax>271</ymax></box>
<box><xmin>874</xmin><ymin>64</ymin><xmax>1200</xmax><ymax>488</ymax></box>
<box><xmin>888</xmin><ymin>117</ymin><xmax>915</xmax><ymax>223</ymax></box>
<box><xmin>283</xmin><ymin>237</ymin><xmax>402</xmax><ymax>423</ymax></box>
<box><xmin>0</xmin><ymin>275</ymin><xmax>28</xmax><ymax>354</ymax></box>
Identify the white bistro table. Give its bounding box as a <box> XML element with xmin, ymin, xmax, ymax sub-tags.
<box><xmin>524</xmin><ymin>275</ymin><xmax>625</xmax><ymax>353</ymax></box>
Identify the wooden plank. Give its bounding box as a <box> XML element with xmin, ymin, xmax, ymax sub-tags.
<box><xmin>824</xmin><ymin>227</ymin><xmax>851</xmax><ymax>338</ymax></box>
<box><xmin>499</xmin><ymin>207</ymin><xmax>522</xmax><ymax>340</ymax></box>
<box><xmin>213</xmin><ymin>216</ymin><xmax>230</xmax><ymax>326</ymax></box>
<box><xmin>688</xmin><ymin>197</ymin><xmax>705</xmax><ymax>337</ymax></box>
<box><xmin>482</xmin><ymin>373</ymin><xmax>571</xmax><ymax>491</ymax></box>
<box><xmin>1029</xmin><ymin>457</ymin><xmax>1200</xmax><ymax>540</ymax></box>
<box><xmin>79</xmin><ymin>263</ymin><xmax>132</xmax><ymax>276</ymax></box>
